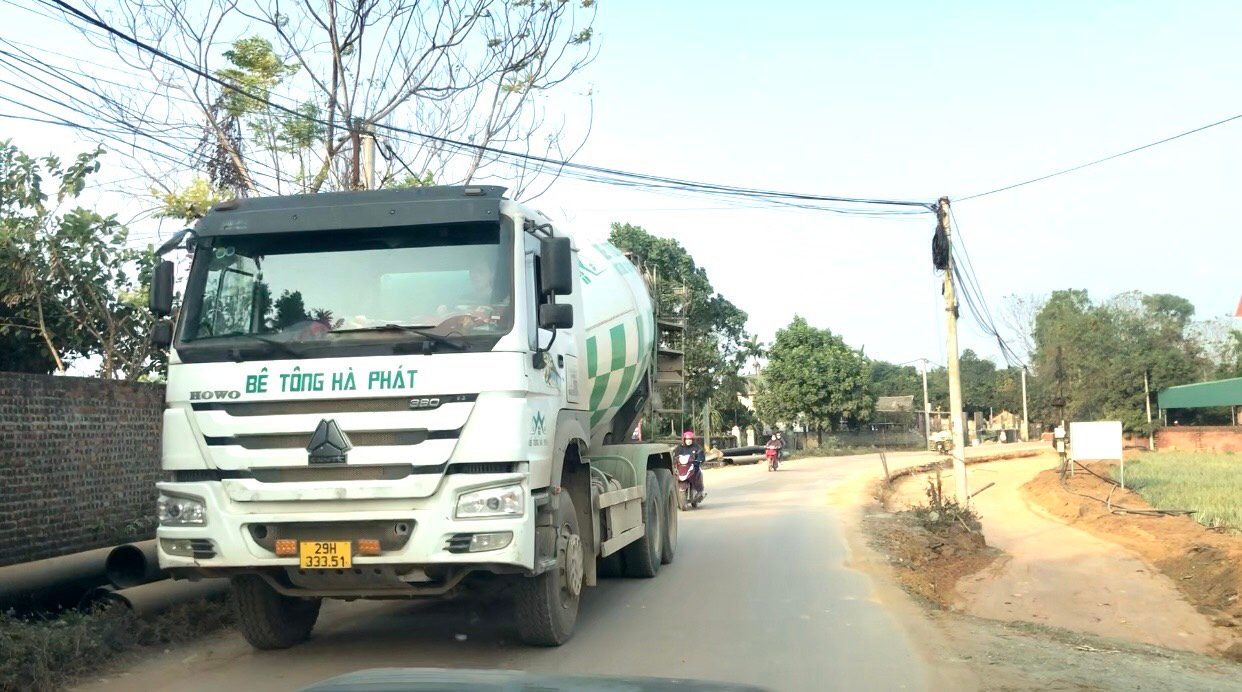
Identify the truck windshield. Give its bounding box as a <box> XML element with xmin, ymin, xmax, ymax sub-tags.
<box><xmin>177</xmin><ymin>221</ymin><xmax>512</xmax><ymax>358</ymax></box>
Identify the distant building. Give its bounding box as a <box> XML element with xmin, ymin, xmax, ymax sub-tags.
<box><xmin>875</xmin><ymin>395</ymin><xmax>915</xmax><ymax>413</ymax></box>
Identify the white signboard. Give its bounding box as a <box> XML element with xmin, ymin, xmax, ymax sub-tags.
<box><xmin>1070</xmin><ymin>420</ymin><xmax>1125</xmax><ymax>487</ymax></box>
<box><xmin>1069</xmin><ymin>421</ymin><xmax>1123</xmax><ymax>461</ymax></box>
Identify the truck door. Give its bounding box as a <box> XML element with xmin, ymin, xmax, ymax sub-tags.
<box><xmin>524</xmin><ymin>234</ymin><xmax>577</xmax><ymax>405</ymax></box>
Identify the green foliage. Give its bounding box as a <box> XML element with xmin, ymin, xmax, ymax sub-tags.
<box><xmin>1031</xmin><ymin>289</ymin><xmax>1205</xmax><ymax>432</ymax></box>
<box><xmin>1119</xmin><ymin>452</ymin><xmax>1242</xmax><ymax>531</ymax></box>
<box><xmin>0</xmin><ymin>141</ymin><xmax>163</xmax><ymax>378</ymax></box>
<box><xmin>608</xmin><ymin>223</ymin><xmax>750</xmax><ymax>424</ymax></box>
<box><xmin>1219</xmin><ymin>330</ymin><xmax>1242</xmax><ymax>379</ymax></box>
<box><xmin>0</xmin><ymin>598</ymin><xmax>233</xmax><ymax>692</ymax></box>
<box><xmin>153</xmin><ymin>177</ymin><xmax>229</xmax><ymax>222</ymax></box>
<box><xmin>755</xmin><ymin>316</ymin><xmax>872</xmax><ymax>433</ymax></box>
<box><xmin>385</xmin><ymin>170</ymin><xmax>436</xmax><ymax>189</ymax></box>
<box><xmin>216</xmin><ymin>36</ymin><xmax>299</xmax><ymax>118</ymax></box>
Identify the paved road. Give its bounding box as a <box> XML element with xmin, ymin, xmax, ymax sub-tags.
<box><xmin>78</xmin><ymin>449</ymin><xmax>1032</xmax><ymax>692</ymax></box>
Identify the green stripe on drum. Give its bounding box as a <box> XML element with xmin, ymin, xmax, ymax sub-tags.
<box><xmin>590</xmin><ymin>409</ymin><xmax>607</xmax><ymax>428</ymax></box>
<box><xmin>588</xmin><ymin>375</ymin><xmax>610</xmax><ymax>411</ymax></box>
<box><xmin>613</xmin><ymin>365</ymin><xmax>637</xmax><ymax>408</ymax></box>
<box><xmin>586</xmin><ymin>335</ymin><xmax>598</xmax><ymax>378</ymax></box>
<box><xmin>609</xmin><ymin>324</ymin><xmax>626</xmax><ymax>373</ymax></box>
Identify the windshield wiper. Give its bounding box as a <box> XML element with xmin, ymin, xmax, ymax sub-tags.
<box><xmin>330</xmin><ymin>324</ymin><xmax>469</xmax><ymax>352</ymax></box>
<box><xmin>219</xmin><ymin>333</ymin><xmax>307</xmax><ymax>359</ymax></box>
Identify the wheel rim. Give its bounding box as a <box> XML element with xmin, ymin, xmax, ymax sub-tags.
<box><xmin>649</xmin><ymin>488</ymin><xmax>662</xmax><ymax>563</ymax></box>
<box><xmin>562</xmin><ymin>531</ymin><xmax>583</xmax><ymax>599</ymax></box>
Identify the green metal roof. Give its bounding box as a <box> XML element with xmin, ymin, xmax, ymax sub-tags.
<box><xmin>1157</xmin><ymin>377</ymin><xmax>1242</xmax><ymax>409</ymax></box>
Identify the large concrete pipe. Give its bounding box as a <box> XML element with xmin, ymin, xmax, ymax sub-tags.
<box><xmin>105</xmin><ymin>541</ymin><xmax>164</xmax><ymax>588</ymax></box>
<box><xmin>0</xmin><ymin>546</ymin><xmax>113</xmax><ymax>612</ymax></box>
<box><xmin>100</xmin><ymin>578</ymin><xmax>229</xmax><ymax>617</ymax></box>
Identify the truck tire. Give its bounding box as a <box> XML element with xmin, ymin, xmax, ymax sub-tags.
<box><xmin>655</xmin><ymin>468</ymin><xmax>677</xmax><ymax>565</ymax></box>
<box><xmin>515</xmin><ymin>493</ymin><xmax>583</xmax><ymax>646</ymax></box>
<box><xmin>623</xmin><ymin>470</ymin><xmax>663</xmax><ymax>578</ymax></box>
<box><xmin>230</xmin><ymin>575</ymin><xmax>321</xmax><ymax>650</ymax></box>
<box><xmin>597</xmin><ymin>550</ymin><xmax>625</xmax><ymax>578</ymax></box>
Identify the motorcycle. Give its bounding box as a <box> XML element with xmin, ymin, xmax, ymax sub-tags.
<box><xmin>674</xmin><ymin>453</ymin><xmax>705</xmax><ymax>509</ymax></box>
<box><xmin>765</xmin><ymin>445</ymin><xmax>780</xmax><ymax>471</ymax></box>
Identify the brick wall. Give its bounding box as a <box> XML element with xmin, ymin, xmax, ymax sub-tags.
<box><xmin>0</xmin><ymin>373</ymin><xmax>165</xmax><ymax>567</ymax></box>
<box><xmin>1155</xmin><ymin>426</ymin><xmax>1242</xmax><ymax>453</ymax></box>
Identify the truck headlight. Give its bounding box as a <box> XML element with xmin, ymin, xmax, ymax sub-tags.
<box><xmin>455</xmin><ymin>485</ymin><xmax>524</xmax><ymax>519</ymax></box>
<box><xmin>157</xmin><ymin>494</ymin><xmax>207</xmax><ymax>526</ymax></box>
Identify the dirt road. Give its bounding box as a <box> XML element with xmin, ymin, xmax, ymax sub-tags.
<box><xmin>956</xmin><ymin>458</ymin><xmax>1225</xmax><ymax>653</ymax></box>
<box><xmin>77</xmin><ymin>451</ymin><xmax>967</xmax><ymax>692</ymax></box>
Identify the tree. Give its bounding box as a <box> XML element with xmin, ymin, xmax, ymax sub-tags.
<box><xmin>755</xmin><ymin>316</ymin><xmax>872</xmax><ymax>443</ymax></box>
<box><xmin>1000</xmin><ymin>292</ymin><xmax>1045</xmax><ymax>363</ymax></box>
<box><xmin>1030</xmin><ymin>289</ymin><xmax>1208</xmax><ymax>432</ymax></box>
<box><xmin>608</xmin><ymin>223</ymin><xmax>750</xmax><ymax>429</ymax></box>
<box><xmin>869</xmin><ymin>361</ymin><xmax>920</xmax><ymax>398</ymax></box>
<box><xmin>70</xmin><ymin>1</ymin><xmax>598</xmax><ymax>199</ymax></box>
<box><xmin>0</xmin><ymin>141</ymin><xmax>162</xmax><ymax>379</ymax></box>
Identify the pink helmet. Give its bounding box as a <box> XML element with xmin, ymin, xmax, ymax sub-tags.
<box><xmin>682</xmin><ymin>431</ymin><xmax>695</xmax><ymax>441</ymax></box>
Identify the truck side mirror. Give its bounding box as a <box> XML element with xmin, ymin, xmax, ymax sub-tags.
<box><xmin>150</xmin><ymin>260</ymin><xmax>175</xmax><ymax>317</ymax></box>
<box><xmin>539</xmin><ymin>237</ymin><xmax>573</xmax><ymax>296</ymax></box>
<box><xmin>539</xmin><ymin>303</ymin><xmax>573</xmax><ymax>330</ymax></box>
<box><xmin>151</xmin><ymin>320</ymin><xmax>173</xmax><ymax>348</ymax></box>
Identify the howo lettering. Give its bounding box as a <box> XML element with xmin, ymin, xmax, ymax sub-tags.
<box><xmin>146</xmin><ymin>186</ymin><xmax>679</xmax><ymax>649</ymax></box>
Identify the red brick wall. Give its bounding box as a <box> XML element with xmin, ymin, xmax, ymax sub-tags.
<box><xmin>0</xmin><ymin>373</ymin><xmax>165</xmax><ymax>567</ymax></box>
<box><xmin>1155</xmin><ymin>426</ymin><xmax>1242</xmax><ymax>453</ymax></box>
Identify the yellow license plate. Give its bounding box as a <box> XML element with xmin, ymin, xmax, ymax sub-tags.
<box><xmin>298</xmin><ymin>541</ymin><xmax>352</xmax><ymax>569</ymax></box>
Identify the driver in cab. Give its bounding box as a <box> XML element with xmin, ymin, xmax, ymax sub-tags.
<box><xmin>434</xmin><ymin>256</ymin><xmax>511</xmax><ymax>334</ymax></box>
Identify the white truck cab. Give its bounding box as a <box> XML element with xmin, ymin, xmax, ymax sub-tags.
<box><xmin>147</xmin><ymin>186</ymin><xmax>678</xmax><ymax>648</ymax></box>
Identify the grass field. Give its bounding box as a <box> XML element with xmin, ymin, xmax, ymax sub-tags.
<box><xmin>1117</xmin><ymin>452</ymin><xmax>1242</xmax><ymax>530</ymax></box>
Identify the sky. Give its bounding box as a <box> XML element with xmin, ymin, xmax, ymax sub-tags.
<box><xmin>3</xmin><ymin>0</ymin><xmax>1240</xmax><ymax>367</ymax></box>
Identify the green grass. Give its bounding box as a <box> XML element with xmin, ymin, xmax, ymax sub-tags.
<box><xmin>1117</xmin><ymin>452</ymin><xmax>1242</xmax><ymax>531</ymax></box>
<box><xmin>0</xmin><ymin>597</ymin><xmax>234</xmax><ymax>692</ymax></box>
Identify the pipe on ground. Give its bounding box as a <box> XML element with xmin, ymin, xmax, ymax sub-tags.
<box><xmin>0</xmin><ymin>546</ymin><xmax>114</xmax><ymax>612</ymax></box>
<box><xmin>100</xmin><ymin>578</ymin><xmax>230</xmax><ymax>617</ymax></box>
<box><xmin>105</xmin><ymin>540</ymin><xmax>164</xmax><ymax>588</ymax></box>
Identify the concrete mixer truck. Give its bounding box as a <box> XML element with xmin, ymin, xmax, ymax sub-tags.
<box><xmin>145</xmin><ymin>185</ymin><xmax>680</xmax><ymax>650</ymax></box>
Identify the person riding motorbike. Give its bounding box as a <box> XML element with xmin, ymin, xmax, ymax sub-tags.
<box><xmin>765</xmin><ymin>433</ymin><xmax>783</xmax><ymax>469</ymax></box>
<box><xmin>673</xmin><ymin>431</ymin><xmax>706</xmax><ymax>496</ymax></box>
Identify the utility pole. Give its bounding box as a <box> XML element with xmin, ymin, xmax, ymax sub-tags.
<box><xmin>1144</xmin><ymin>369</ymin><xmax>1154</xmax><ymax>451</ymax></box>
<box><xmin>921</xmin><ymin>357</ymin><xmax>931</xmax><ymax>445</ymax></box>
<box><xmin>1020</xmin><ymin>367</ymin><xmax>1029</xmax><ymax>441</ymax></box>
<box><xmin>361</xmin><ymin>128</ymin><xmax>377</xmax><ymax>190</ymax></box>
<box><xmin>938</xmin><ymin>197</ymin><xmax>969</xmax><ymax>504</ymax></box>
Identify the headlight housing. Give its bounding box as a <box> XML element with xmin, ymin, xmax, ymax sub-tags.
<box><xmin>157</xmin><ymin>494</ymin><xmax>207</xmax><ymax>526</ymax></box>
<box><xmin>455</xmin><ymin>485</ymin><xmax>524</xmax><ymax>519</ymax></box>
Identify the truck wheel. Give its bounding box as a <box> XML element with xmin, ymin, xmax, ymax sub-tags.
<box><xmin>515</xmin><ymin>493</ymin><xmax>583</xmax><ymax>646</ymax></box>
<box><xmin>655</xmin><ymin>468</ymin><xmax>677</xmax><ymax>565</ymax></box>
<box><xmin>231</xmin><ymin>575</ymin><xmax>321</xmax><ymax>650</ymax></box>
<box><xmin>623</xmin><ymin>470</ymin><xmax>663</xmax><ymax>578</ymax></box>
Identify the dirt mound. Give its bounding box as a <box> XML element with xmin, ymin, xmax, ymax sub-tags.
<box><xmin>863</xmin><ymin>506</ymin><xmax>1001</xmax><ymax>608</ymax></box>
<box><xmin>1023</xmin><ymin>464</ymin><xmax>1242</xmax><ymax>656</ymax></box>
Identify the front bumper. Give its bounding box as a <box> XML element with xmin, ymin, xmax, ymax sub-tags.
<box><xmin>155</xmin><ymin>472</ymin><xmax>536</xmax><ymax>579</ymax></box>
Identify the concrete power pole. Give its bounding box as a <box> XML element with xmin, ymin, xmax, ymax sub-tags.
<box><xmin>938</xmin><ymin>197</ymin><xmax>969</xmax><ymax>503</ymax></box>
<box><xmin>921</xmin><ymin>358</ymin><xmax>932</xmax><ymax>445</ymax></box>
<box><xmin>361</xmin><ymin>129</ymin><xmax>377</xmax><ymax>190</ymax></box>
<box><xmin>1144</xmin><ymin>369</ymin><xmax>1154</xmax><ymax>451</ymax></box>
<box><xmin>1020</xmin><ymin>367</ymin><xmax>1029</xmax><ymax>442</ymax></box>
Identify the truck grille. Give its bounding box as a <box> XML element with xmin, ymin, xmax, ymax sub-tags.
<box><xmin>248</xmin><ymin>520</ymin><xmax>415</xmax><ymax>553</ymax></box>
<box><xmin>445</xmin><ymin>534</ymin><xmax>473</xmax><ymax>554</ymax></box>
<box><xmin>203</xmin><ymin>428</ymin><xmax>460</xmax><ymax>449</ymax></box>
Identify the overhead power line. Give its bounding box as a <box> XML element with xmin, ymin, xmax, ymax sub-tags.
<box><xmin>37</xmin><ymin>0</ymin><xmax>932</xmax><ymax>214</ymax></box>
<box><xmin>955</xmin><ymin>111</ymin><xmax>1242</xmax><ymax>203</ymax></box>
